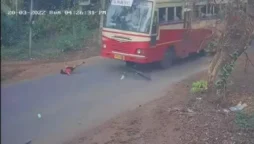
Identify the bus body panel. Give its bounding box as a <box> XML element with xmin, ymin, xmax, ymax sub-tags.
<box><xmin>101</xmin><ymin>30</ymin><xmax>151</xmax><ymax>63</ymax></box>
<box><xmin>101</xmin><ymin>27</ymin><xmax>212</xmax><ymax>64</ymax></box>
<box><xmin>101</xmin><ymin>0</ymin><xmax>214</xmax><ymax>64</ymax></box>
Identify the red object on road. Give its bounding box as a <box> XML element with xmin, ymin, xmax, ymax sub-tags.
<box><xmin>60</xmin><ymin>62</ymin><xmax>85</xmax><ymax>76</ymax></box>
<box><xmin>60</xmin><ymin>67</ymin><xmax>74</xmax><ymax>75</ymax></box>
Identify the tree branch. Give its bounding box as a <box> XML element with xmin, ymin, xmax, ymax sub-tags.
<box><xmin>244</xmin><ymin>51</ymin><xmax>254</xmax><ymax>68</ymax></box>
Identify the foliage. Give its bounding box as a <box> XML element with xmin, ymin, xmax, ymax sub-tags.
<box><xmin>205</xmin><ymin>38</ymin><xmax>219</xmax><ymax>54</ymax></box>
<box><xmin>208</xmin><ymin>0</ymin><xmax>254</xmax><ymax>97</ymax></box>
<box><xmin>191</xmin><ymin>80</ymin><xmax>208</xmax><ymax>93</ymax></box>
<box><xmin>1</xmin><ymin>0</ymin><xmax>101</xmax><ymax>60</ymax></box>
<box><xmin>215</xmin><ymin>50</ymin><xmax>241</xmax><ymax>89</ymax></box>
<box><xmin>235</xmin><ymin>112</ymin><xmax>254</xmax><ymax>129</ymax></box>
<box><xmin>1</xmin><ymin>0</ymin><xmax>28</xmax><ymax>46</ymax></box>
<box><xmin>1</xmin><ymin>27</ymin><xmax>94</xmax><ymax>60</ymax></box>
<box><xmin>1</xmin><ymin>13</ymin><xmax>28</xmax><ymax>46</ymax></box>
<box><xmin>1</xmin><ymin>0</ymin><xmax>24</xmax><ymax>13</ymax></box>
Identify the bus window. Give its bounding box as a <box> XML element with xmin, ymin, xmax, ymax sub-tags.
<box><xmin>104</xmin><ymin>1</ymin><xmax>153</xmax><ymax>33</ymax></box>
<box><xmin>176</xmin><ymin>7</ymin><xmax>182</xmax><ymax>20</ymax></box>
<box><xmin>200</xmin><ymin>5</ymin><xmax>206</xmax><ymax>18</ymax></box>
<box><xmin>168</xmin><ymin>7</ymin><xmax>174</xmax><ymax>21</ymax></box>
<box><xmin>207</xmin><ymin>4</ymin><xmax>212</xmax><ymax>16</ymax></box>
<box><xmin>193</xmin><ymin>5</ymin><xmax>200</xmax><ymax>19</ymax></box>
<box><xmin>214</xmin><ymin>4</ymin><xmax>220</xmax><ymax>15</ymax></box>
<box><xmin>152</xmin><ymin>11</ymin><xmax>158</xmax><ymax>34</ymax></box>
<box><xmin>159</xmin><ymin>8</ymin><xmax>166</xmax><ymax>23</ymax></box>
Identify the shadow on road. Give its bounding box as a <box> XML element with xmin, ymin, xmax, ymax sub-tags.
<box><xmin>130</xmin><ymin>52</ymin><xmax>207</xmax><ymax>72</ymax></box>
<box><xmin>108</xmin><ymin>53</ymin><xmax>209</xmax><ymax>81</ymax></box>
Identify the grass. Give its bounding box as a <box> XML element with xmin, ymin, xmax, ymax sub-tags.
<box><xmin>190</xmin><ymin>80</ymin><xmax>208</xmax><ymax>93</ymax></box>
<box><xmin>235</xmin><ymin>112</ymin><xmax>254</xmax><ymax>129</ymax></box>
<box><xmin>1</xmin><ymin>28</ymin><xmax>96</xmax><ymax>61</ymax></box>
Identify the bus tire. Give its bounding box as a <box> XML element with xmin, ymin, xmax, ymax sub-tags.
<box><xmin>159</xmin><ymin>48</ymin><xmax>175</xmax><ymax>69</ymax></box>
<box><xmin>198</xmin><ymin>49</ymin><xmax>206</xmax><ymax>56</ymax></box>
<box><xmin>125</xmin><ymin>61</ymin><xmax>135</xmax><ymax>67</ymax></box>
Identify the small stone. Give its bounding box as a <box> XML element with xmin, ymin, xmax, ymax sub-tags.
<box><xmin>37</xmin><ymin>113</ymin><xmax>42</xmax><ymax>119</ymax></box>
<box><xmin>223</xmin><ymin>109</ymin><xmax>230</xmax><ymax>113</ymax></box>
<box><xmin>120</xmin><ymin>75</ymin><xmax>125</xmax><ymax>80</ymax></box>
<box><xmin>187</xmin><ymin>108</ymin><xmax>194</xmax><ymax>113</ymax></box>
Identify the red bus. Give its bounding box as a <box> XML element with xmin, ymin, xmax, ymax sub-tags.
<box><xmin>101</xmin><ymin>0</ymin><xmax>219</xmax><ymax>68</ymax></box>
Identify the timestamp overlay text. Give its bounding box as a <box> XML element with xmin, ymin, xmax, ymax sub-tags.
<box><xmin>7</xmin><ymin>10</ymin><xmax>107</xmax><ymax>16</ymax></box>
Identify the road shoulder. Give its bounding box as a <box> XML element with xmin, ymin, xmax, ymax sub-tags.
<box><xmin>1</xmin><ymin>56</ymin><xmax>102</xmax><ymax>85</ymax></box>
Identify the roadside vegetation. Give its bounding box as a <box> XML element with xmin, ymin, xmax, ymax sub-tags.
<box><xmin>200</xmin><ymin>0</ymin><xmax>254</xmax><ymax>135</ymax></box>
<box><xmin>189</xmin><ymin>0</ymin><xmax>254</xmax><ymax>132</ymax></box>
<box><xmin>235</xmin><ymin>112</ymin><xmax>254</xmax><ymax>129</ymax></box>
<box><xmin>190</xmin><ymin>80</ymin><xmax>208</xmax><ymax>93</ymax></box>
<box><xmin>1</xmin><ymin>0</ymin><xmax>100</xmax><ymax>61</ymax></box>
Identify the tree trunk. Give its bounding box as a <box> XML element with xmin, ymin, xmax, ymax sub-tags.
<box><xmin>98</xmin><ymin>0</ymin><xmax>106</xmax><ymax>46</ymax></box>
<box><xmin>29</xmin><ymin>0</ymin><xmax>33</xmax><ymax>58</ymax></box>
<box><xmin>208</xmin><ymin>1</ymin><xmax>254</xmax><ymax>96</ymax></box>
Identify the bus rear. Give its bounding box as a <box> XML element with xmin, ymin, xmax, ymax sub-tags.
<box><xmin>101</xmin><ymin>0</ymin><xmax>155</xmax><ymax>64</ymax></box>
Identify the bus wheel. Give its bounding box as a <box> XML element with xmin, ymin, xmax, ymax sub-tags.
<box><xmin>125</xmin><ymin>61</ymin><xmax>135</xmax><ymax>67</ymax></box>
<box><xmin>160</xmin><ymin>49</ymin><xmax>175</xmax><ymax>69</ymax></box>
<box><xmin>198</xmin><ymin>49</ymin><xmax>206</xmax><ymax>56</ymax></box>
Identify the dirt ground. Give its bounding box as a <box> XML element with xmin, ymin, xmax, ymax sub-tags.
<box><xmin>64</xmin><ymin>53</ymin><xmax>254</xmax><ymax>144</ymax></box>
<box><xmin>1</xmin><ymin>49</ymin><xmax>100</xmax><ymax>84</ymax></box>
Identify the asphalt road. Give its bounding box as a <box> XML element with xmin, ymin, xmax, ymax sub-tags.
<box><xmin>1</xmin><ymin>55</ymin><xmax>211</xmax><ymax>144</ymax></box>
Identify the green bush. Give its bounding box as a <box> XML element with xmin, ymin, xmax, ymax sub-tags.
<box><xmin>1</xmin><ymin>13</ymin><xmax>28</xmax><ymax>46</ymax></box>
<box><xmin>1</xmin><ymin>4</ymin><xmax>100</xmax><ymax>60</ymax></box>
<box><xmin>1</xmin><ymin>25</ymin><xmax>95</xmax><ymax>60</ymax></box>
<box><xmin>235</xmin><ymin>112</ymin><xmax>254</xmax><ymax>129</ymax></box>
<box><xmin>191</xmin><ymin>80</ymin><xmax>208</xmax><ymax>93</ymax></box>
<box><xmin>32</xmin><ymin>13</ymin><xmax>98</xmax><ymax>39</ymax></box>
